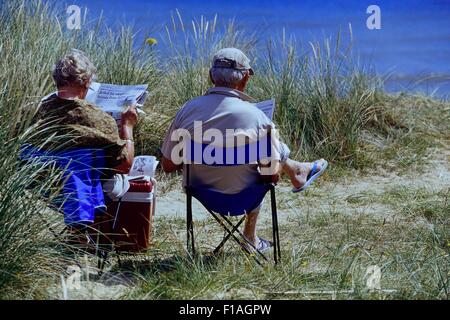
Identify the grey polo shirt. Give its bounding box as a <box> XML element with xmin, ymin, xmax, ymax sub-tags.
<box><xmin>161</xmin><ymin>87</ymin><xmax>281</xmax><ymax>194</ymax></box>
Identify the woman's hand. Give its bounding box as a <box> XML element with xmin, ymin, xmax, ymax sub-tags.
<box><xmin>117</xmin><ymin>105</ymin><xmax>137</xmax><ymax>173</ymax></box>
<box><xmin>121</xmin><ymin>105</ymin><xmax>138</xmax><ymax>128</ymax></box>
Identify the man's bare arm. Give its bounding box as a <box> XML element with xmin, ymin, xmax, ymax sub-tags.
<box><xmin>259</xmin><ymin>160</ymin><xmax>282</xmax><ymax>184</ymax></box>
<box><xmin>162</xmin><ymin>156</ymin><xmax>182</xmax><ymax>173</ymax></box>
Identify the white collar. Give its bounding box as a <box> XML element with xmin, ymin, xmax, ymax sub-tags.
<box><xmin>205</xmin><ymin>87</ymin><xmax>256</xmax><ymax>103</ymax></box>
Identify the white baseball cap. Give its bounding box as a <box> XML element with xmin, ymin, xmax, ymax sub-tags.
<box><xmin>212</xmin><ymin>48</ymin><xmax>254</xmax><ymax>75</ymax></box>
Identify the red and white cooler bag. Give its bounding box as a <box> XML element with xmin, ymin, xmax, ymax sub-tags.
<box><xmin>94</xmin><ymin>176</ymin><xmax>156</xmax><ymax>252</ymax></box>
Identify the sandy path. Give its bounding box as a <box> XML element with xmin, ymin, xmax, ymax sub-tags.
<box><xmin>157</xmin><ymin>146</ymin><xmax>449</xmax><ymax>224</ymax></box>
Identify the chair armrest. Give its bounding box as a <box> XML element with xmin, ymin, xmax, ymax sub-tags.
<box><xmin>259</xmin><ymin>173</ymin><xmax>279</xmax><ymax>185</ymax></box>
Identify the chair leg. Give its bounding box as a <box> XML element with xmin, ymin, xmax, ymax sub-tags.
<box><xmin>208</xmin><ymin>211</ymin><xmax>267</xmax><ymax>266</ymax></box>
<box><xmin>270</xmin><ymin>185</ymin><xmax>281</xmax><ymax>264</ymax></box>
<box><xmin>186</xmin><ymin>190</ymin><xmax>195</xmax><ymax>256</ymax></box>
<box><xmin>213</xmin><ymin>216</ymin><xmax>245</xmax><ymax>255</ymax></box>
<box><xmin>220</xmin><ymin>215</ymin><xmax>268</xmax><ymax>261</ymax></box>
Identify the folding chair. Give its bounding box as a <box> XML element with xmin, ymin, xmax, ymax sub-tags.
<box><xmin>184</xmin><ymin>133</ymin><xmax>281</xmax><ymax>265</ymax></box>
<box><xmin>20</xmin><ymin>144</ymin><xmax>113</xmax><ymax>270</ymax></box>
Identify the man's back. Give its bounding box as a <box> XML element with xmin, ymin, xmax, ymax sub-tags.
<box><xmin>161</xmin><ymin>87</ymin><xmax>274</xmax><ymax>194</ymax></box>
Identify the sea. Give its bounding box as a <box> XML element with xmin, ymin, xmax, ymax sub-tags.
<box><xmin>47</xmin><ymin>0</ymin><xmax>450</xmax><ymax>97</ymax></box>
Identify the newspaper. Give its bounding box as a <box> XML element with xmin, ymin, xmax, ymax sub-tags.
<box><xmin>255</xmin><ymin>98</ymin><xmax>276</xmax><ymax>120</ymax></box>
<box><xmin>129</xmin><ymin>156</ymin><xmax>159</xmax><ymax>177</ymax></box>
<box><xmin>85</xmin><ymin>81</ymin><xmax>148</xmax><ymax>123</ymax></box>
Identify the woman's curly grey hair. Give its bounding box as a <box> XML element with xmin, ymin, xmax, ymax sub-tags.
<box><xmin>52</xmin><ymin>49</ymin><xmax>97</xmax><ymax>87</ymax></box>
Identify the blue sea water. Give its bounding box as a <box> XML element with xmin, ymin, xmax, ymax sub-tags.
<box><xmin>55</xmin><ymin>0</ymin><xmax>450</xmax><ymax>96</ymax></box>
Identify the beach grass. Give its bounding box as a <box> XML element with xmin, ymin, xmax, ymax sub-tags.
<box><xmin>0</xmin><ymin>70</ymin><xmax>68</xmax><ymax>298</ymax></box>
<box><xmin>122</xmin><ymin>183</ymin><xmax>449</xmax><ymax>300</ymax></box>
<box><xmin>0</xmin><ymin>0</ymin><xmax>448</xmax><ymax>299</ymax></box>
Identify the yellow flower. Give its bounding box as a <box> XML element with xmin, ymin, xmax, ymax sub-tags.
<box><xmin>146</xmin><ymin>37</ymin><xmax>157</xmax><ymax>46</ymax></box>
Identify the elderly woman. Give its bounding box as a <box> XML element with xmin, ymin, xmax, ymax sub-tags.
<box><xmin>32</xmin><ymin>49</ymin><xmax>137</xmax><ymax>232</ymax></box>
<box><xmin>35</xmin><ymin>49</ymin><xmax>137</xmax><ymax>173</ymax></box>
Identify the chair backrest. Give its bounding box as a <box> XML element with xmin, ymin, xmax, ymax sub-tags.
<box><xmin>20</xmin><ymin>144</ymin><xmax>106</xmax><ymax>173</ymax></box>
<box><xmin>20</xmin><ymin>144</ymin><xmax>106</xmax><ymax>226</ymax></box>
<box><xmin>185</xmin><ymin>132</ymin><xmax>272</xmax><ymax>167</ymax></box>
<box><xmin>183</xmin><ymin>132</ymin><xmax>275</xmax><ymax>216</ymax></box>
<box><xmin>188</xmin><ymin>183</ymin><xmax>270</xmax><ymax>216</ymax></box>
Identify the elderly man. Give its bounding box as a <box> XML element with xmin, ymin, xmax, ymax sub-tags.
<box><xmin>161</xmin><ymin>48</ymin><xmax>327</xmax><ymax>252</ymax></box>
